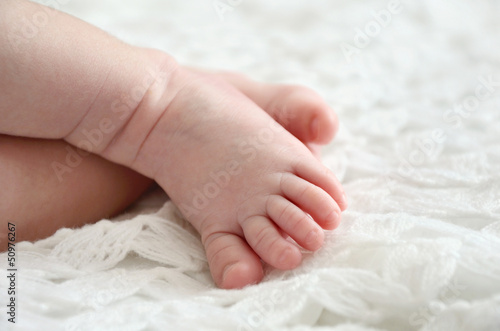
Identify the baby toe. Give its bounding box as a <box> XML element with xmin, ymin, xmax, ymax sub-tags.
<box><xmin>278</xmin><ymin>87</ymin><xmax>339</xmax><ymax>144</ymax></box>
<box><xmin>240</xmin><ymin>215</ymin><xmax>302</xmax><ymax>270</ymax></box>
<box><xmin>280</xmin><ymin>173</ymin><xmax>342</xmax><ymax>230</ymax></box>
<box><xmin>203</xmin><ymin>232</ymin><xmax>263</xmax><ymax>289</ymax></box>
<box><xmin>293</xmin><ymin>157</ymin><xmax>348</xmax><ymax>211</ymax></box>
<box><xmin>266</xmin><ymin>195</ymin><xmax>324</xmax><ymax>251</ymax></box>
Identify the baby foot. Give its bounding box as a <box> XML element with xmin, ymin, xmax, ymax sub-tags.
<box><xmin>87</xmin><ymin>61</ymin><xmax>347</xmax><ymax>289</ymax></box>
<box><xmin>125</xmin><ymin>68</ymin><xmax>347</xmax><ymax>288</ymax></box>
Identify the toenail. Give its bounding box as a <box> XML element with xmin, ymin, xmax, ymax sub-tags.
<box><xmin>305</xmin><ymin>229</ymin><xmax>319</xmax><ymax>246</ymax></box>
<box><xmin>326</xmin><ymin>210</ymin><xmax>340</xmax><ymax>227</ymax></box>
<box><xmin>310</xmin><ymin>117</ymin><xmax>319</xmax><ymax>140</ymax></box>
<box><xmin>278</xmin><ymin>247</ymin><xmax>293</xmax><ymax>267</ymax></box>
<box><xmin>222</xmin><ymin>263</ymin><xmax>238</xmax><ymax>283</ymax></box>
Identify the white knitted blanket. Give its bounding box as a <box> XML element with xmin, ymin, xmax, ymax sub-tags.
<box><xmin>2</xmin><ymin>0</ymin><xmax>500</xmax><ymax>330</ymax></box>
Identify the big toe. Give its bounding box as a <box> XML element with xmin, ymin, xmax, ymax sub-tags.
<box><xmin>266</xmin><ymin>86</ymin><xmax>339</xmax><ymax>144</ymax></box>
<box><xmin>203</xmin><ymin>232</ymin><xmax>263</xmax><ymax>289</ymax></box>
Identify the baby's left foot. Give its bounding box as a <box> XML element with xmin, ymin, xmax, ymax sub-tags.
<box><xmin>90</xmin><ymin>64</ymin><xmax>347</xmax><ymax>289</ymax></box>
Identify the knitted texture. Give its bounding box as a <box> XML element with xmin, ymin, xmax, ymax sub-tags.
<box><xmin>1</xmin><ymin>0</ymin><xmax>500</xmax><ymax>330</ymax></box>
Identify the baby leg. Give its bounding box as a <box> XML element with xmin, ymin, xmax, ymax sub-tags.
<box><xmin>0</xmin><ymin>135</ymin><xmax>152</xmax><ymax>244</ymax></box>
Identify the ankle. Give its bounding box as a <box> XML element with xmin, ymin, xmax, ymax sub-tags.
<box><xmin>64</xmin><ymin>48</ymin><xmax>180</xmax><ymax>173</ymax></box>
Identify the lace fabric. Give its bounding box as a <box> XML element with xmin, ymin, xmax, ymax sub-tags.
<box><xmin>1</xmin><ymin>0</ymin><xmax>500</xmax><ymax>330</ymax></box>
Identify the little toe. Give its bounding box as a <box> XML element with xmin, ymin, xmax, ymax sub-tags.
<box><xmin>280</xmin><ymin>173</ymin><xmax>342</xmax><ymax>230</ymax></box>
<box><xmin>266</xmin><ymin>195</ymin><xmax>324</xmax><ymax>251</ymax></box>
<box><xmin>240</xmin><ymin>215</ymin><xmax>302</xmax><ymax>270</ymax></box>
<box><xmin>203</xmin><ymin>232</ymin><xmax>263</xmax><ymax>289</ymax></box>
